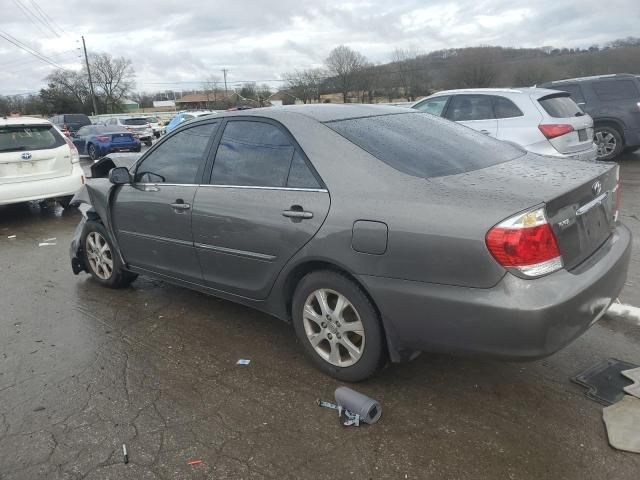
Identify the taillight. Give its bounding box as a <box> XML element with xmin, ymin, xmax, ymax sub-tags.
<box><xmin>486</xmin><ymin>207</ymin><xmax>563</xmax><ymax>278</ymax></box>
<box><xmin>538</xmin><ymin>124</ymin><xmax>574</xmax><ymax>139</ymax></box>
<box><xmin>63</xmin><ymin>135</ymin><xmax>80</xmax><ymax>163</ymax></box>
<box><xmin>95</xmin><ymin>135</ymin><xmax>110</xmax><ymax>142</ymax></box>
<box><xmin>133</xmin><ymin>133</ymin><xmax>140</xmax><ymax>139</ymax></box>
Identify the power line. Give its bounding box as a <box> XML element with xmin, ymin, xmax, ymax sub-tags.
<box><xmin>12</xmin><ymin>0</ymin><xmax>59</xmax><ymax>38</ymax></box>
<box><xmin>0</xmin><ymin>30</ymin><xmax>69</xmax><ymax>71</ymax></box>
<box><xmin>0</xmin><ymin>49</ymin><xmax>78</xmax><ymax>69</ymax></box>
<box><xmin>29</xmin><ymin>0</ymin><xmax>65</xmax><ymax>37</ymax></box>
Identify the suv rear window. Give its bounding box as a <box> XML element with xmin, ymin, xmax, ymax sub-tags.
<box><xmin>122</xmin><ymin>118</ymin><xmax>148</xmax><ymax>126</ymax></box>
<box><xmin>538</xmin><ymin>94</ymin><xmax>583</xmax><ymax>118</ymax></box>
<box><xmin>593</xmin><ymin>80</ymin><xmax>640</xmax><ymax>101</ymax></box>
<box><xmin>326</xmin><ymin>113</ymin><xmax>524</xmax><ymax>178</ymax></box>
<box><xmin>0</xmin><ymin>124</ymin><xmax>65</xmax><ymax>152</ymax></box>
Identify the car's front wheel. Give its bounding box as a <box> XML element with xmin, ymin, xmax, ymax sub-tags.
<box><xmin>595</xmin><ymin>125</ymin><xmax>623</xmax><ymax>161</ymax></box>
<box><xmin>292</xmin><ymin>270</ymin><xmax>386</xmax><ymax>381</ymax></box>
<box><xmin>82</xmin><ymin>221</ymin><xmax>137</xmax><ymax>288</ymax></box>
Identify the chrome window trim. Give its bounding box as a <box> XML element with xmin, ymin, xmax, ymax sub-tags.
<box><xmin>134</xmin><ymin>182</ymin><xmax>328</xmax><ymax>193</ymax></box>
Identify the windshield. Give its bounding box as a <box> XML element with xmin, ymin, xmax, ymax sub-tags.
<box><xmin>122</xmin><ymin>118</ymin><xmax>148</xmax><ymax>126</ymax></box>
<box><xmin>326</xmin><ymin>112</ymin><xmax>524</xmax><ymax>178</ymax></box>
<box><xmin>0</xmin><ymin>125</ymin><xmax>65</xmax><ymax>152</ymax></box>
<box><xmin>538</xmin><ymin>94</ymin><xmax>583</xmax><ymax>118</ymax></box>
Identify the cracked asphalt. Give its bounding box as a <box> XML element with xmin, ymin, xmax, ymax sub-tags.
<box><xmin>1</xmin><ymin>152</ymin><xmax>639</xmax><ymax>479</ymax></box>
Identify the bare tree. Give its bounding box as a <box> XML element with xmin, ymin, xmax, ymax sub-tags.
<box><xmin>325</xmin><ymin>45</ymin><xmax>368</xmax><ymax>103</ymax></box>
<box><xmin>512</xmin><ymin>62</ymin><xmax>552</xmax><ymax>87</ymax></box>
<box><xmin>390</xmin><ymin>48</ymin><xmax>430</xmax><ymax>101</ymax></box>
<box><xmin>447</xmin><ymin>47</ymin><xmax>503</xmax><ymax>88</ymax></box>
<box><xmin>202</xmin><ymin>75</ymin><xmax>220</xmax><ymax>108</ymax></box>
<box><xmin>284</xmin><ymin>68</ymin><xmax>324</xmax><ymax>104</ymax></box>
<box><xmin>44</xmin><ymin>70</ymin><xmax>90</xmax><ymax>109</ymax></box>
<box><xmin>90</xmin><ymin>53</ymin><xmax>135</xmax><ymax>113</ymax></box>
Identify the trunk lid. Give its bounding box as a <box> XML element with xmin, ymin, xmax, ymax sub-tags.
<box><xmin>535</xmin><ymin>92</ymin><xmax>595</xmax><ymax>154</ymax></box>
<box><xmin>430</xmin><ymin>154</ymin><xmax>618</xmax><ymax>271</ymax></box>
<box><xmin>111</xmin><ymin>132</ymin><xmax>135</xmax><ymax>144</ymax></box>
<box><xmin>0</xmin><ymin>124</ymin><xmax>72</xmax><ymax>185</ymax></box>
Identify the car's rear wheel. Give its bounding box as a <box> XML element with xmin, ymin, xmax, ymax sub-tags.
<box><xmin>144</xmin><ymin>140</ymin><xmax>152</xmax><ymax>147</ymax></box>
<box><xmin>292</xmin><ymin>270</ymin><xmax>386</xmax><ymax>381</ymax></box>
<box><xmin>87</xmin><ymin>143</ymin><xmax>98</xmax><ymax>161</ymax></box>
<box><xmin>82</xmin><ymin>221</ymin><xmax>137</xmax><ymax>288</ymax></box>
<box><xmin>595</xmin><ymin>125</ymin><xmax>623</xmax><ymax>161</ymax></box>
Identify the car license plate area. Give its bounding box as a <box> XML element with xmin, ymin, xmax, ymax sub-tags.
<box><xmin>577</xmin><ymin>202</ymin><xmax>611</xmax><ymax>251</ymax></box>
<box><xmin>578</xmin><ymin>129</ymin><xmax>587</xmax><ymax>141</ymax></box>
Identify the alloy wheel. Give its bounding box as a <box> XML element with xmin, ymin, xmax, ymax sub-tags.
<box><xmin>88</xmin><ymin>144</ymin><xmax>97</xmax><ymax>160</ymax></box>
<box><xmin>86</xmin><ymin>231</ymin><xmax>113</xmax><ymax>280</ymax></box>
<box><xmin>595</xmin><ymin>130</ymin><xmax>617</xmax><ymax>158</ymax></box>
<box><xmin>302</xmin><ymin>288</ymin><xmax>365</xmax><ymax>367</ymax></box>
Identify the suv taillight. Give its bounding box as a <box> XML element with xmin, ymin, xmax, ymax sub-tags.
<box><xmin>486</xmin><ymin>207</ymin><xmax>563</xmax><ymax>278</ymax></box>
<box><xmin>538</xmin><ymin>124</ymin><xmax>574</xmax><ymax>139</ymax></box>
<box><xmin>96</xmin><ymin>135</ymin><xmax>110</xmax><ymax>142</ymax></box>
<box><xmin>63</xmin><ymin>135</ymin><xmax>80</xmax><ymax>163</ymax></box>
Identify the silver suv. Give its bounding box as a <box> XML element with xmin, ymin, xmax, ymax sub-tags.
<box><xmin>413</xmin><ymin>88</ymin><xmax>597</xmax><ymax>162</ymax></box>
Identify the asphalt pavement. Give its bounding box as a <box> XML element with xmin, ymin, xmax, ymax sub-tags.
<box><xmin>0</xmin><ymin>151</ymin><xmax>639</xmax><ymax>479</ymax></box>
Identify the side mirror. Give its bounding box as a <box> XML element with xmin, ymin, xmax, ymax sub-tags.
<box><xmin>109</xmin><ymin>167</ymin><xmax>131</xmax><ymax>185</ymax></box>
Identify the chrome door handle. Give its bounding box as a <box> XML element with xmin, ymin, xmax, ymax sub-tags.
<box><xmin>170</xmin><ymin>202</ymin><xmax>191</xmax><ymax>210</ymax></box>
<box><xmin>480</xmin><ymin>129</ymin><xmax>491</xmax><ymax>135</ymax></box>
<box><xmin>282</xmin><ymin>210</ymin><xmax>313</xmax><ymax>219</ymax></box>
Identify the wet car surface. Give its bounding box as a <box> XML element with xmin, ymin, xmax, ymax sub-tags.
<box><xmin>1</xmin><ymin>150</ymin><xmax>639</xmax><ymax>479</ymax></box>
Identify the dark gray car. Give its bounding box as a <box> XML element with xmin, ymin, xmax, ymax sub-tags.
<box><xmin>70</xmin><ymin>105</ymin><xmax>631</xmax><ymax>381</ymax></box>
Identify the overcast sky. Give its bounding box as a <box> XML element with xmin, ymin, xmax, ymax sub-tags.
<box><xmin>1</xmin><ymin>0</ymin><xmax>638</xmax><ymax>95</ymax></box>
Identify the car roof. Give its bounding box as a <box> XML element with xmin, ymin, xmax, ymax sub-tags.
<box><xmin>543</xmin><ymin>73</ymin><xmax>638</xmax><ymax>84</ymax></box>
<box><xmin>425</xmin><ymin>87</ymin><xmax>563</xmax><ymax>99</ymax></box>
<box><xmin>227</xmin><ymin>104</ymin><xmax>414</xmax><ymax>123</ymax></box>
<box><xmin>0</xmin><ymin>116</ymin><xmax>52</xmax><ymax>127</ymax></box>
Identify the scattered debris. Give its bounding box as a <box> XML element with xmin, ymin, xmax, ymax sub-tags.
<box><xmin>317</xmin><ymin>387</ymin><xmax>382</xmax><ymax>427</ymax></box>
<box><xmin>187</xmin><ymin>459</ymin><xmax>203</xmax><ymax>465</ymax></box>
<box><xmin>236</xmin><ymin>359</ymin><xmax>251</xmax><ymax>365</ymax></box>
<box><xmin>606</xmin><ymin>301</ymin><xmax>640</xmax><ymax>324</ymax></box>
<box><xmin>622</xmin><ymin>368</ymin><xmax>640</xmax><ymax>399</ymax></box>
<box><xmin>38</xmin><ymin>238</ymin><xmax>57</xmax><ymax>247</ymax></box>
<box><xmin>33</xmin><ymin>406</ymin><xmax>45</xmax><ymax>412</ymax></box>
<box><xmin>7</xmin><ymin>235</ymin><xmax>16</xmax><ymax>239</ymax></box>
<box><xmin>572</xmin><ymin>358</ymin><xmax>638</xmax><ymax>405</ymax></box>
<box><xmin>603</xmin><ymin>395</ymin><xmax>640</xmax><ymax>453</ymax></box>
<box><xmin>122</xmin><ymin>443</ymin><xmax>128</xmax><ymax>464</ymax></box>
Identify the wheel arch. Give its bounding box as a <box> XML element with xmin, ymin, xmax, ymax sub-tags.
<box><xmin>594</xmin><ymin>118</ymin><xmax>626</xmax><ymax>143</ymax></box>
<box><xmin>278</xmin><ymin>258</ymin><xmax>407</xmax><ymax>362</ymax></box>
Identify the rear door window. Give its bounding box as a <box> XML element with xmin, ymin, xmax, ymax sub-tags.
<box><xmin>555</xmin><ymin>84</ymin><xmax>585</xmax><ymax>104</ymax></box>
<box><xmin>327</xmin><ymin>112</ymin><xmax>523</xmax><ymax>178</ymax></box>
<box><xmin>493</xmin><ymin>97</ymin><xmax>524</xmax><ymax>118</ymax></box>
<box><xmin>210</xmin><ymin>120</ymin><xmax>296</xmax><ymax>187</ymax></box>
<box><xmin>413</xmin><ymin>96</ymin><xmax>449</xmax><ymax>116</ymax></box>
<box><xmin>538</xmin><ymin>94</ymin><xmax>583</xmax><ymax>118</ymax></box>
<box><xmin>134</xmin><ymin>122</ymin><xmax>218</xmax><ymax>184</ymax></box>
<box><xmin>0</xmin><ymin>125</ymin><xmax>65</xmax><ymax>152</ymax></box>
<box><xmin>123</xmin><ymin>118</ymin><xmax>148</xmax><ymax>126</ymax></box>
<box><xmin>286</xmin><ymin>150</ymin><xmax>321</xmax><ymax>189</ymax></box>
<box><xmin>593</xmin><ymin>80</ymin><xmax>640</xmax><ymax>101</ymax></box>
<box><xmin>446</xmin><ymin>95</ymin><xmax>495</xmax><ymax>121</ymax></box>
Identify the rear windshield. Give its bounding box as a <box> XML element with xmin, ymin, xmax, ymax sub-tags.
<box><xmin>146</xmin><ymin>117</ymin><xmax>158</xmax><ymax>123</ymax></box>
<box><xmin>0</xmin><ymin>124</ymin><xmax>65</xmax><ymax>152</ymax></box>
<box><xmin>97</xmin><ymin>125</ymin><xmax>128</xmax><ymax>133</ymax></box>
<box><xmin>122</xmin><ymin>118</ymin><xmax>148</xmax><ymax>126</ymax></box>
<box><xmin>65</xmin><ymin>114</ymin><xmax>90</xmax><ymax>125</ymax></box>
<box><xmin>326</xmin><ymin>112</ymin><xmax>524</xmax><ymax>178</ymax></box>
<box><xmin>538</xmin><ymin>94</ymin><xmax>583</xmax><ymax>118</ymax></box>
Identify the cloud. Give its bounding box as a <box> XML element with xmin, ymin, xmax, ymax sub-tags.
<box><xmin>0</xmin><ymin>0</ymin><xmax>638</xmax><ymax>94</ymax></box>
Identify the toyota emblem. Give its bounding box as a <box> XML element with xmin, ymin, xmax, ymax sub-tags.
<box><xmin>592</xmin><ymin>180</ymin><xmax>602</xmax><ymax>196</ymax></box>
<box><xmin>21</xmin><ymin>152</ymin><xmax>32</xmax><ymax>160</ymax></box>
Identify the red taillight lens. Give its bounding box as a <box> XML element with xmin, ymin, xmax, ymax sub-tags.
<box><xmin>96</xmin><ymin>135</ymin><xmax>110</xmax><ymax>142</ymax></box>
<box><xmin>538</xmin><ymin>124</ymin><xmax>574</xmax><ymax>139</ymax></box>
<box><xmin>486</xmin><ymin>207</ymin><xmax>563</xmax><ymax>277</ymax></box>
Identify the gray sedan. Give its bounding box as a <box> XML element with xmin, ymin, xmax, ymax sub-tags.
<box><xmin>70</xmin><ymin>105</ymin><xmax>631</xmax><ymax>381</ymax></box>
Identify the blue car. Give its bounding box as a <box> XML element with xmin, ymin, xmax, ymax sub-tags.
<box><xmin>71</xmin><ymin>125</ymin><xmax>141</xmax><ymax>160</ymax></box>
<box><xmin>165</xmin><ymin>111</ymin><xmax>214</xmax><ymax>133</ymax></box>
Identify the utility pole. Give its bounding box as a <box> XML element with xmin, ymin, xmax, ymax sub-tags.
<box><xmin>221</xmin><ymin>69</ymin><xmax>228</xmax><ymax>95</ymax></box>
<box><xmin>82</xmin><ymin>36</ymin><xmax>98</xmax><ymax>115</ymax></box>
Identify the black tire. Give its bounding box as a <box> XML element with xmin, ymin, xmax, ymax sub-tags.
<box><xmin>87</xmin><ymin>143</ymin><xmax>98</xmax><ymax>161</ymax></box>
<box><xmin>144</xmin><ymin>140</ymin><xmax>152</xmax><ymax>147</ymax></box>
<box><xmin>81</xmin><ymin>221</ymin><xmax>137</xmax><ymax>288</ymax></box>
<box><xmin>595</xmin><ymin>125</ymin><xmax>623</xmax><ymax>161</ymax></box>
<box><xmin>57</xmin><ymin>195</ymin><xmax>74</xmax><ymax>209</ymax></box>
<box><xmin>133</xmin><ymin>146</ymin><xmax>142</xmax><ymax>153</ymax></box>
<box><xmin>292</xmin><ymin>270</ymin><xmax>386</xmax><ymax>382</ymax></box>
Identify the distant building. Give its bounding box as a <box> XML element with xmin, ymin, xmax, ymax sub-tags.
<box><xmin>120</xmin><ymin>98</ymin><xmax>139</xmax><ymax>112</ymax></box>
<box><xmin>267</xmin><ymin>90</ymin><xmax>300</xmax><ymax>106</ymax></box>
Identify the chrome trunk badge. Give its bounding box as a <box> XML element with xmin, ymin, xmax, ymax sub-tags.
<box><xmin>21</xmin><ymin>152</ymin><xmax>32</xmax><ymax>160</ymax></box>
<box><xmin>592</xmin><ymin>180</ymin><xmax>602</xmax><ymax>196</ymax></box>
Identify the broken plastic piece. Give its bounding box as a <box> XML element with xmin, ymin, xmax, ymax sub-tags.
<box><xmin>603</xmin><ymin>395</ymin><xmax>640</xmax><ymax>453</ymax></box>
<box><xmin>187</xmin><ymin>459</ymin><xmax>203</xmax><ymax>465</ymax></box>
<box><xmin>7</xmin><ymin>235</ymin><xmax>16</xmax><ymax>239</ymax></box>
<box><xmin>622</xmin><ymin>368</ymin><xmax>640</xmax><ymax>399</ymax></box>
<box><xmin>236</xmin><ymin>359</ymin><xmax>251</xmax><ymax>365</ymax></box>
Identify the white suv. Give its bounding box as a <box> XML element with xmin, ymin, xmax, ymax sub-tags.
<box><xmin>0</xmin><ymin>116</ymin><xmax>84</xmax><ymax>208</ymax></box>
<box><xmin>412</xmin><ymin>88</ymin><xmax>598</xmax><ymax>161</ymax></box>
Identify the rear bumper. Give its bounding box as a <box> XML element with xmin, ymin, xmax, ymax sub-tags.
<box><xmin>98</xmin><ymin>142</ymin><xmax>140</xmax><ymax>155</ymax></box>
<box><xmin>359</xmin><ymin>223</ymin><xmax>632</xmax><ymax>360</ymax></box>
<box><xmin>0</xmin><ymin>163</ymin><xmax>84</xmax><ymax>205</ymax></box>
<box><xmin>526</xmin><ymin>141</ymin><xmax>598</xmax><ymax>162</ymax></box>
